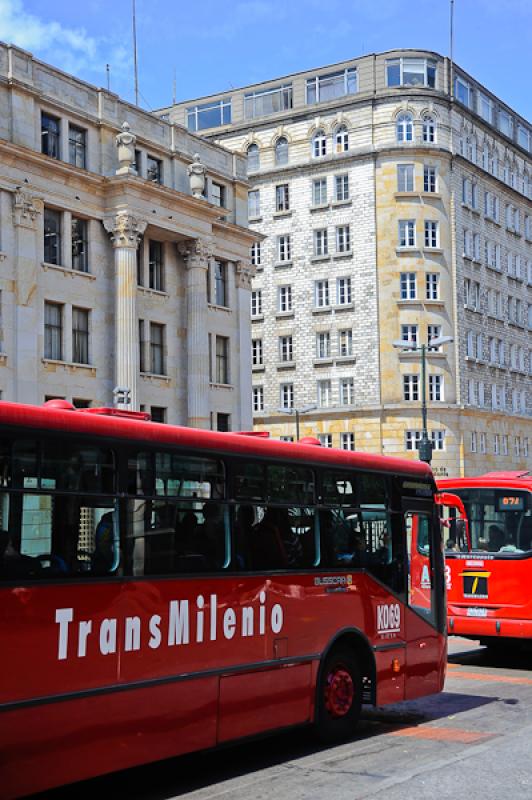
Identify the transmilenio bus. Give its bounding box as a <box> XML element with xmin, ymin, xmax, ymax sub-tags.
<box><xmin>438</xmin><ymin>471</ymin><xmax>532</xmax><ymax>646</ymax></box>
<box><xmin>0</xmin><ymin>400</ymin><xmax>448</xmax><ymax>797</ymax></box>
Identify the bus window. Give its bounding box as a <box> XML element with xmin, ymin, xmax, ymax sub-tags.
<box><xmin>128</xmin><ymin>452</ymin><xmax>224</xmax><ymax>499</ymax></box>
<box><xmin>41</xmin><ymin>442</ymin><xmax>115</xmax><ymax>493</ymax></box>
<box><xmin>359</xmin><ymin>473</ymin><xmax>387</xmax><ymax>507</ymax></box>
<box><xmin>242</xmin><ymin>505</ymin><xmax>314</xmax><ymax>571</ymax></box>
<box><xmin>126</xmin><ymin>498</ymin><xmax>229</xmax><ymax>576</ymax></box>
<box><xmin>267</xmin><ymin>465</ymin><xmax>315</xmax><ymax>506</ymax></box>
<box><xmin>452</xmin><ymin>488</ymin><xmax>531</xmax><ymax>554</ymax></box>
<box><xmin>0</xmin><ymin>491</ymin><xmax>119</xmax><ymax>579</ymax></box>
<box><xmin>321</xmin><ymin>470</ymin><xmax>357</xmax><ymax>507</ymax></box>
<box><xmin>407</xmin><ymin>512</ymin><xmax>436</xmax><ymax>625</ymax></box>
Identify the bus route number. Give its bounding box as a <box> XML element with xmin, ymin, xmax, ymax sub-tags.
<box><xmin>499</xmin><ymin>495</ymin><xmax>524</xmax><ymax>511</ymax></box>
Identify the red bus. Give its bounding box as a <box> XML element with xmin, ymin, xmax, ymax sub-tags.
<box><xmin>1</xmin><ymin>400</ymin><xmax>447</xmax><ymax>797</ymax></box>
<box><xmin>438</xmin><ymin>472</ymin><xmax>532</xmax><ymax>646</ymax></box>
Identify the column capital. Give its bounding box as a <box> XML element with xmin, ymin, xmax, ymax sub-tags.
<box><xmin>177</xmin><ymin>237</ymin><xmax>213</xmax><ymax>270</ymax></box>
<box><xmin>103</xmin><ymin>210</ymin><xmax>147</xmax><ymax>248</ymax></box>
<box><xmin>235</xmin><ymin>259</ymin><xmax>255</xmax><ymax>290</ymax></box>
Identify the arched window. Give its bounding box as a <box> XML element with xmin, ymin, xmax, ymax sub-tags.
<box><xmin>334</xmin><ymin>125</ymin><xmax>349</xmax><ymax>153</ymax></box>
<box><xmin>275</xmin><ymin>136</ymin><xmax>288</xmax><ymax>165</ymax></box>
<box><xmin>482</xmin><ymin>144</ymin><xmax>490</xmax><ymax>171</ymax></box>
<box><xmin>312</xmin><ymin>130</ymin><xmax>327</xmax><ymax>158</ymax></box>
<box><xmin>396</xmin><ymin>113</ymin><xmax>413</xmax><ymax>143</ymax></box>
<box><xmin>422</xmin><ymin>116</ymin><xmax>436</xmax><ymax>143</ymax></box>
<box><xmin>247</xmin><ymin>143</ymin><xmax>259</xmax><ymax>172</ymax></box>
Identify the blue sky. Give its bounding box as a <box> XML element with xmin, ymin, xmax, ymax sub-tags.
<box><xmin>1</xmin><ymin>0</ymin><xmax>531</xmax><ymax>120</ymax></box>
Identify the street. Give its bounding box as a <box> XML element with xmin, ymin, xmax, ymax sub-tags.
<box><xmin>39</xmin><ymin>637</ymin><xmax>532</xmax><ymax>800</ymax></box>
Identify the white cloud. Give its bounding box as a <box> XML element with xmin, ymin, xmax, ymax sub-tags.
<box><xmin>0</xmin><ymin>0</ymin><xmax>130</xmax><ymax>86</ymax></box>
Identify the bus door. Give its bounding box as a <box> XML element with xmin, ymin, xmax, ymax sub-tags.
<box><xmin>404</xmin><ymin>502</ymin><xmax>445</xmax><ymax>698</ymax></box>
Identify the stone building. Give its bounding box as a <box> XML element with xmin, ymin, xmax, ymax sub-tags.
<box><xmin>0</xmin><ymin>42</ymin><xmax>257</xmax><ymax>430</ymax></box>
<box><xmin>160</xmin><ymin>48</ymin><xmax>532</xmax><ymax>475</ymax></box>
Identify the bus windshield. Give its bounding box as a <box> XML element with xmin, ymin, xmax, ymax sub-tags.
<box><xmin>450</xmin><ymin>488</ymin><xmax>532</xmax><ymax>554</ymax></box>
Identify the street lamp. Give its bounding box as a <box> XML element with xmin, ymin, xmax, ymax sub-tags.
<box><xmin>392</xmin><ymin>336</ymin><xmax>453</xmax><ymax>464</ymax></box>
<box><xmin>278</xmin><ymin>404</ymin><xmax>318</xmax><ymax>441</ymax></box>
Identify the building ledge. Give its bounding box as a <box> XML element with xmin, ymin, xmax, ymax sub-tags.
<box><xmin>208</xmin><ymin>303</ymin><xmax>232</xmax><ymax>314</ymax></box>
<box><xmin>138</xmin><ymin>286</ymin><xmax>169</xmax><ymax>299</ymax></box>
<box><xmin>331</xmin><ymin>199</ymin><xmax>352</xmax><ymax>208</ymax></box>
<box><xmin>313</xmin><ymin>358</ymin><xmax>334</xmax><ymax>367</ymax></box>
<box><xmin>275</xmin><ymin>311</ymin><xmax>294</xmax><ymax>320</ymax></box>
<box><xmin>140</xmin><ymin>372</ymin><xmax>171</xmax><ymax>383</ymax></box>
<box><xmin>310</xmin><ymin>203</ymin><xmax>330</xmax><ymax>213</ymax></box>
<box><xmin>276</xmin><ymin>362</ymin><xmax>295</xmax><ymax>370</ymax></box>
<box><xmin>274</xmin><ymin>261</ymin><xmax>293</xmax><ymax>269</ymax></box>
<box><xmin>252</xmin><ymin>364</ymin><xmax>265</xmax><ymax>373</ymax></box>
<box><xmin>210</xmin><ymin>382</ymin><xmax>234</xmax><ymax>391</ymax></box>
<box><xmin>273</xmin><ymin>210</ymin><xmax>292</xmax><ymax>219</ymax></box>
<box><xmin>41</xmin><ymin>262</ymin><xmax>96</xmax><ymax>280</ymax></box>
<box><xmin>396</xmin><ymin>247</ymin><xmax>422</xmax><ymax>255</ymax></box>
<box><xmin>310</xmin><ymin>254</ymin><xmax>331</xmax><ymax>263</ymax></box>
<box><xmin>311</xmin><ymin>307</ymin><xmax>332</xmax><ymax>315</ymax></box>
<box><xmin>333</xmin><ymin>250</ymin><xmax>353</xmax><ymax>260</ymax></box>
<box><xmin>422</xmin><ymin>248</ymin><xmax>444</xmax><ymax>256</ymax></box>
<box><xmin>42</xmin><ymin>358</ymin><xmax>96</xmax><ymax>375</ymax></box>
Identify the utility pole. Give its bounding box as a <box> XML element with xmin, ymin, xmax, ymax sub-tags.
<box><xmin>132</xmin><ymin>0</ymin><xmax>139</xmax><ymax>105</ymax></box>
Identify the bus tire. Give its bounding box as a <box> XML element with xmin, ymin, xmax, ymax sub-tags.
<box><xmin>315</xmin><ymin>646</ymin><xmax>362</xmax><ymax>743</ymax></box>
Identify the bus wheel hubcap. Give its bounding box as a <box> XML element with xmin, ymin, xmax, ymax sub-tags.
<box><xmin>324</xmin><ymin>667</ymin><xmax>354</xmax><ymax>718</ymax></box>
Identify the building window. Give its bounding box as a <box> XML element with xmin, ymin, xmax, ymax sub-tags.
<box><xmin>44</xmin><ymin>302</ymin><xmax>63</xmax><ymax>360</ymax></box>
<box><xmin>431</xmin><ymin>431</ymin><xmax>445</xmax><ymax>451</ymax></box>
<box><xmin>339</xmin><ymin>329</ymin><xmax>353</xmax><ymax>357</ymax></box>
<box><xmin>210</xmin><ymin>182</ymin><xmax>226</xmax><ymax>207</ymax></box>
<box><xmin>148</xmin><ymin>407</ymin><xmax>166</xmax><ymax>424</ymax></box>
<box><xmin>396</xmin><ymin>113</ymin><xmax>414</xmax><ymax>143</ymax></box>
<box><xmin>215</xmin><ymin>336</ymin><xmax>230</xmax><ymax>384</ymax></box>
<box><xmin>340</xmin><ymin>377</ymin><xmax>354</xmax><ymax>405</ymax></box>
<box><xmin>244</xmin><ymin>84</ymin><xmax>293</xmax><ymax>120</ymax></box>
<box><xmin>397</xmin><ymin>164</ymin><xmax>414</xmax><ymax>192</ymax></box>
<box><xmin>252</xmin><ymin>338</ymin><xmax>263</xmax><ymax>367</ymax></box>
<box><xmin>275</xmin><ymin>184</ymin><xmax>290</xmax><ymax>212</ymax></box>
<box><xmin>340</xmin><ymin>432</ymin><xmax>355</xmax><ymax>450</ymax></box>
<box><xmin>71</xmin><ymin>217</ymin><xmax>88</xmax><ymax>272</ymax></box>
<box><xmin>252</xmin><ymin>386</ymin><xmax>264</xmax><ymax>413</ymax></box>
<box><xmin>426</xmin><ymin>273</ymin><xmax>440</xmax><ymax>300</ymax></box>
<box><xmin>403</xmin><ymin>374</ymin><xmax>419</xmax><ymax>401</ymax></box>
<box><xmin>251</xmin><ymin>289</ymin><xmax>262</xmax><ymax>316</ymax></box>
<box><xmin>317</xmin><ymin>379</ymin><xmax>332</xmax><ymax>407</ymax></box>
<box><xmin>399</xmin><ymin>220</ymin><xmax>416</xmax><ymax>248</ymax></box>
<box><xmin>312</xmin><ymin>178</ymin><xmax>327</xmax><ymax>206</ymax></box>
<box><xmin>314</xmin><ymin>229</ymin><xmax>328</xmax><ymax>257</ymax></box>
<box><xmin>72</xmin><ymin>307</ymin><xmax>89</xmax><ymax>365</ymax></box>
<box><xmin>306</xmin><ymin>68</ymin><xmax>357</xmax><ymax>103</ymax></box>
<box><xmin>312</xmin><ymin>130</ymin><xmax>327</xmax><ymax>158</ymax></box>
<box><xmin>405</xmin><ymin>431</ymin><xmax>422</xmax><ymax>451</ymax></box>
<box><xmin>334</xmin><ymin>125</ymin><xmax>349</xmax><ymax>153</ymax></box>
<box><xmin>148</xmin><ymin>241</ymin><xmax>164</xmax><ymax>292</ymax></box>
<box><xmin>278</xmin><ymin>285</ymin><xmax>292</xmax><ymax>313</ymax></box>
<box><xmin>429</xmin><ymin>374</ymin><xmax>443</xmax><ymax>401</ymax></box>
<box><xmin>277</xmin><ymin>235</ymin><xmax>291</xmax><ymax>263</ymax></box>
<box><xmin>247</xmin><ymin>143</ymin><xmax>259</xmax><ymax>172</ymax></box>
<box><xmin>275</xmin><ymin>137</ymin><xmax>288</xmax><ymax>165</ymax></box>
<box><xmin>316</xmin><ymin>332</ymin><xmax>330</xmax><ymax>359</ymax></box>
<box><xmin>477</xmin><ymin>92</ymin><xmax>493</xmax><ymax>124</ymax></box>
<box><xmin>150</xmin><ymin>323</ymin><xmax>165</xmax><ymax>375</ymax></box>
<box><xmin>318</xmin><ymin>433</ymin><xmax>333</xmax><ymax>448</ymax></box>
<box><xmin>216</xmin><ymin>413</ymin><xmax>231</xmax><ymax>432</ymax></box>
<box><xmin>146</xmin><ymin>156</ymin><xmax>162</xmax><ymax>184</ymax></box>
<box><xmin>72</xmin><ymin>398</ymin><xmax>91</xmax><ymax>409</ymax></box>
<box><xmin>280</xmin><ymin>383</ymin><xmax>294</xmax><ymax>410</ymax></box>
<box><xmin>455</xmin><ymin>76</ymin><xmax>473</xmax><ymax>108</ymax></box>
<box><xmin>248</xmin><ymin>190</ymin><xmax>260</xmax><ymax>218</ymax></box>
<box><xmin>336</xmin><ymin>225</ymin><xmax>351</xmax><ymax>253</ymax></box>
<box><xmin>337</xmin><ymin>276</ymin><xmax>352</xmax><ymax>305</ymax></box>
<box><xmin>212</xmin><ymin>260</ymin><xmax>227</xmax><ymax>307</ymax></box>
<box><xmin>401</xmin><ymin>324</ymin><xmax>418</xmax><ymax>345</ymax></box>
<box><xmin>334</xmin><ymin>174</ymin><xmax>349</xmax><ymax>201</ymax></box>
<box><xmin>423</xmin><ymin>166</ymin><xmax>437</xmax><ymax>193</ymax></box>
<box><xmin>44</xmin><ymin>208</ymin><xmax>62</xmax><ymax>265</ymax></box>
<box><xmin>498</xmin><ymin>109</ymin><xmax>513</xmax><ymax>138</ymax></box>
<box><xmin>187</xmin><ymin>98</ymin><xmax>231</xmax><ymax>131</ymax></box>
<box><xmin>68</xmin><ymin>125</ymin><xmax>87</xmax><ymax>169</ymax></box>
<box><xmin>315</xmin><ymin>279</ymin><xmax>330</xmax><ymax>308</ymax></box>
<box><xmin>400</xmin><ymin>272</ymin><xmax>417</xmax><ymax>300</ymax></box>
<box><xmin>387</xmin><ymin>57</ymin><xmax>436</xmax><ymax>88</ymax></box>
<box><xmin>422</xmin><ymin>116</ymin><xmax>436</xmax><ymax>143</ymax></box>
<box><xmin>427</xmin><ymin>325</ymin><xmax>442</xmax><ymax>351</ymax></box>
<box><xmin>424</xmin><ymin>221</ymin><xmax>439</xmax><ymax>248</ymax></box>
<box><xmin>251</xmin><ymin>242</ymin><xmax>261</xmax><ymax>267</ymax></box>
<box><xmin>279</xmin><ymin>335</ymin><xmax>293</xmax><ymax>363</ymax></box>
<box><xmin>41</xmin><ymin>112</ymin><xmax>60</xmax><ymax>158</ymax></box>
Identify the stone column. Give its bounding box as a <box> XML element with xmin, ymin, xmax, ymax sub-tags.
<box><xmin>12</xmin><ymin>188</ymin><xmax>43</xmax><ymax>403</ymax></box>
<box><xmin>235</xmin><ymin>260</ymin><xmax>255</xmax><ymax>430</ymax></box>
<box><xmin>103</xmin><ymin>210</ymin><xmax>146</xmax><ymax>410</ymax></box>
<box><xmin>178</xmin><ymin>238</ymin><xmax>211</xmax><ymax>429</ymax></box>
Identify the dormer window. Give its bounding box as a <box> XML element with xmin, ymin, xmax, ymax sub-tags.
<box><xmin>306</xmin><ymin>68</ymin><xmax>357</xmax><ymax>104</ymax></box>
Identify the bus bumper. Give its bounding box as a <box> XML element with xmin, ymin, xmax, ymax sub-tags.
<box><xmin>448</xmin><ymin>615</ymin><xmax>532</xmax><ymax>639</ymax></box>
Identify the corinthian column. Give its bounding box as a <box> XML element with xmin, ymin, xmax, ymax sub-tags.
<box><xmin>103</xmin><ymin>210</ymin><xmax>147</xmax><ymax>409</ymax></box>
<box><xmin>178</xmin><ymin>238</ymin><xmax>211</xmax><ymax>429</ymax></box>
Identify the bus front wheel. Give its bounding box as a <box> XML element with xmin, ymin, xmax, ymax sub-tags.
<box><xmin>315</xmin><ymin>646</ymin><xmax>362</xmax><ymax>743</ymax></box>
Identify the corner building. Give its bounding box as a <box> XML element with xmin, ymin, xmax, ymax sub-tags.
<box><xmin>159</xmin><ymin>49</ymin><xmax>532</xmax><ymax>474</ymax></box>
<box><xmin>0</xmin><ymin>43</ymin><xmax>257</xmax><ymax>430</ymax></box>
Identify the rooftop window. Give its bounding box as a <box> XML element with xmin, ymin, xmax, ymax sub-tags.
<box><xmin>187</xmin><ymin>98</ymin><xmax>231</xmax><ymax>132</ymax></box>
<box><xmin>306</xmin><ymin>68</ymin><xmax>357</xmax><ymax>104</ymax></box>
<box><xmin>387</xmin><ymin>57</ymin><xmax>436</xmax><ymax>88</ymax></box>
<box><xmin>244</xmin><ymin>84</ymin><xmax>293</xmax><ymax>120</ymax></box>
<box><xmin>454</xmin><ymin>76</ymin><xmax>473</xmax><ymax>108</ymax></box>
<box><xmin>498</xmin><ymin>109</ymin><xmax>513</xmax><ymax>138</ymax></box>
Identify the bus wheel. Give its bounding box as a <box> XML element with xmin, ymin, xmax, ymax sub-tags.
<box><xmin>315</xmin><ymin>646</ymin><xmax>362</xmax><ymax>743</ymax></box>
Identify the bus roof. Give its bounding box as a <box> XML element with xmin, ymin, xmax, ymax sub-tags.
<box><xmin>438</xmin><ymin>472</ymin><xmax>532</xmax><ymax>491</ymax></box>
<box><xmin>0</xmin><ymin>401</ymin><xmax>433</xmax><ymax>480</ymax></box>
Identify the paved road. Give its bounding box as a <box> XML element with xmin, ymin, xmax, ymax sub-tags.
<box><xmin>40</xmin><ymin>638</ymin><xmax>532</xmax><ymax>800</ymax></box>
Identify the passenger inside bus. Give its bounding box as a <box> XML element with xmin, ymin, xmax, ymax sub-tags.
<box><xmin>488</xmin><ymin>524</ymin><xmax>505</xmax><ymax>551</ymax></box>
<box><xmin>0</xmin><ymin>529</ymin><xmax>41</xmax><ymax>578</ymax></box>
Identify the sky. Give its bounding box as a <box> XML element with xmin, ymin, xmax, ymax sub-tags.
<box><xmin>0</xmin><ymin>0</ymin><xmax>531</xmax><ymax>121</ymax></box>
